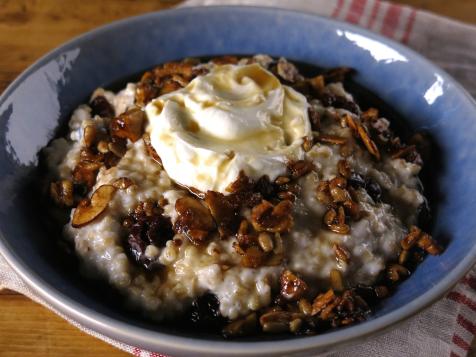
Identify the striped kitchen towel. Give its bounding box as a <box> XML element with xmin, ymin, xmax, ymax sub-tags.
<box><xmin>2</xmin><ymin>0</ymin><xmax>476</xmax><ymax>356</ymax></box>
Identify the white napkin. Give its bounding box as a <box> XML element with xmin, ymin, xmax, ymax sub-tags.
<box><xmin>2</xmin><ymin>1</ymin><xmax>476</xmax><ymax>356</ymax></box>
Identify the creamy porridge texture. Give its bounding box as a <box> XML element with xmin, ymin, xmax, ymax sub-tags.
<box><xmin>45</xmin><ymin>56</ymin><xmax>441</xmax><ymax>336</ymax></box>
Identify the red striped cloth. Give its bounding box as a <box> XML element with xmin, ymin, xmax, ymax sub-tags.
<box><xmin>2</xmin><ymin>0</ymin><xmax>476</xmax><ymax>356</ymax></box>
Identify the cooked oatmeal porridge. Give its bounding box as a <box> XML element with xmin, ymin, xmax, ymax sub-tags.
<box><xmin>44</xmin><ymin>55</ymin><xmax>441</xmax><ymax>336</ymax></box>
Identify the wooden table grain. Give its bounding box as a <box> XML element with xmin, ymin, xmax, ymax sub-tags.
<box><xmin>0</xmin><ymin>1</ymin><xmax>474</xmax><ymax>356</ymax></box>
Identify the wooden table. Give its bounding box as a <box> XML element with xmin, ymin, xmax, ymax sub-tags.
<box><xmin>0</xmin><ymin>1</ymin><xmax>475</xmax><ymax>356</ymax></box>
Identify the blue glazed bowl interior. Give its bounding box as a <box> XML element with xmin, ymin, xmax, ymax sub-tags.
<box><xmin>1</xmin><ymin>6</ymin><xmax>476</xmax><ymax>353</ymax></box>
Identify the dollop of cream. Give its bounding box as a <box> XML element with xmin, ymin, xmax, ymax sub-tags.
<box><xmin>146</xmin><ymin>63</ymin><xmax>311</xmax><ymax>193</ymax></box>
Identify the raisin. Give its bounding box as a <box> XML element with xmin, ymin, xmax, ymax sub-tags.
<box><xmin>365</xmin><ymin>178</ymin><xmax>382</xmax><ymax>202</ymax></box>
<box><xmin>189</xmin><ymin>293</ymin><xmax>226</xmax><ymax>330</ymax></box>
<box><xmin>90</xmin><ymin>95</ymin><xmax>114</xmax><ymax>118</ymax></box>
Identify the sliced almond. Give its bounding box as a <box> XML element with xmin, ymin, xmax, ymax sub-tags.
<box><xmin>72</xmin><ymin>185</ymin><xmax>117</xmax><ymax>228</ymax></box>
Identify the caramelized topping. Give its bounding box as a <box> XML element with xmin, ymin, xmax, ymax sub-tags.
<box><xmin>72</xmin><ymin>185</ymin><xmax>116</xmax><ymax>227</ymax></box>
<box><xmin>50</xmin><ymin>180</ymin><xmax>74</xmax><ymax>207</ymax></box>
<box><xmin>280</xmin><ymin>270</ymin><xmax>309</xmax><ymax>301</ymax></box>
<box><xmin>110</xmin><ymin>107</ymin><xmax>145</xmax><ymax>142</ymax></box>
<box><xmin>251</xmin><ymin>200</ymin><xmax>294</xmax><ymax>233</ymax></box>
<box><xmin>174</xmin><ymin>196</ymin><xmax>215</xmax><ymax>244</ymax></box>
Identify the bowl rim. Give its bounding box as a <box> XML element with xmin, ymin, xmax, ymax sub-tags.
<box><xmin>1</xmin><ymin>5</ymin><xmax>476</xmax><ymax>356</ymax></box>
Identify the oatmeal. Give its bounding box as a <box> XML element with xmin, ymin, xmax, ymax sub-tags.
<box><xmin>44</xmin><ymin>55</ymin><xmax>440</xmax><ymax>336</ymax></box>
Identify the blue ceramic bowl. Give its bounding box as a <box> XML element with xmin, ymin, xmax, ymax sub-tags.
<box><xmin>1</xmin><ymin>6</ymin><xmax>476</xmax><ymax>356</ymax></box>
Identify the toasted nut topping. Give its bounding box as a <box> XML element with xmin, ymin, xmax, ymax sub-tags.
<box><xmin>83</xmin><ymin>125</ymin><xmax>97</xmax><ymax>147</ymax></box>
<box><xmin>374</xmin><ymin>285</ymin><xmax>389</xmax><ymax>298</ymax></box>
<box><xmin>330</xmin><ymin>186</ymin><xmax>350</xmax><ymax>203</ymax></box>
<box><xmin>398</xmin><ymin>249</ymin><xmax>410</xmax><ymax>265</ymax></box>
<box><xmin>112</xmin><ymin>177</ymin><xmax>134</xmax><ymax>190</ymax></box>
<box><xmin>337</xmin><ymin>159</ymin><xmax>351</xmax><ymax>178</ymax></box>
<box><xmin>391</xmin><ymin>145</ymin><xmax>417</xmax><ymax>160</ymax></box>
<box><xmin>317</xmin><ymin>134</ymin><xmax>347</xmax><ymax>145</ymax></box>
<box><xmin>260</xmin><ymin>311</ymin><xmax>302</xmax><ymax>333</ymax></box>
<box><xmin>258</xmin><ymin>232</ymin><xmax>274</xmax><ymax>253</ymax></box>
<box><xmin>417</xmin><ymin>233</ymin><xmax>441</xmax><ymax>255</ymax></box>
<box><xmin>50</xmin><ymin>180</ymin><xmax>74</xmax><ymax>207</ymax></box>
<box><xmin>274</xmin><ymin>176</ymin><xmax>290</xmax><ymax>185</ymax></box>
<box><xmin>251</xmin><ymin>200</ymin><xmax>294</xmax><ymax>233</ymax></box>
<box><xmin>361</xmin><ymin>107</ymin><xmax>379</xmax><ymax>122</ymax></box>
<box><xmin>110</xmin><ymin>107</ymin><xmax>145</xmax><ymax>142</ymax></box>
<box><xmin>298</xmin><ymin>298</ymin><xmax>313</xmax><ymax>316</ymax></box>
<box><xmin>97</xmin><ymin>140</ymin><xmax>109</xmax><ymax>154</ymax></box>
<box><xmin>289</xmin><ymin>318</ymin><xmax>302</xmax><ymax>333</ymax></box>
<box><xmin>324</xmin><ymin>207</ymin><xmax>350</xmax><ymax>235</ymax></box>
<box><xmin>357</xmin><ymin>124</ymin><xmax>381</xmax><ymax>160</ymax></box>
<box><xmin>309</xmin><ymin>75</ymin><xmax>325</xmax><ymax>93</ymax></box>
<box><xmin>387</xmin><ymin>263</ymin><xmax>410</xmax><ymax>282</ymax></box>
<box><xmin>108</xmin><ymin>137</ymin><xmax>127</xmax><ymax>158</ymax></box>
<box><xmin>287</xmin><ymin>160</ymin><xmax>314</xmax><ymax>179</ymax></box>
<box><xmin>222</xmin><ymin>313</ymin><xmax>257</xmax><ymax>338</ymax></box>
<box><xmin>330</xmin><ymin>269</ymin><xmax>345</xmax><ymax>292</ymax></box>
<box><xmin>280</xmin><ymin>270</ymin><xmax>309</xmax><ymax>301</ymax></box>
<box><xmin>311</xmin><ymin>289</ymin><xmax>335</xmax><ymax>316</ymax></box>
<box><xmin>302</xmin><ymin>136</ymin><xmax>314</xmax><ymax>152</ymax></box>
<box><xmin>276</xmin><ymin>57</ymin><xmax>301</xmax><ymax>83</ymax></box>
<box><xmin>329</xmin><ymin>176</ymin><xmax>347</xmax><ymax>189</ymax></box>
<box><xmin>333</xmin><ymin>243</ymin><xmax>350</xmax><ymax>264</ymax></box>
<box><xmin>241</xmin><ymin>246</ymin><xmax>266</xmax><ymax>268</ymax></box>
<box><xmin>72</xmin><ymin>185</ymin><xmax>116</xmax><ymax>227</ymax></box>
<box><xmin>174</xmin><ymin>196</ymin><xmax>215</xmax><ymax>244</ymax></box>
<box><xmin>142</xmin><ymin>133</ymin><xmax>162</xmax><ymax>165</ymax></box>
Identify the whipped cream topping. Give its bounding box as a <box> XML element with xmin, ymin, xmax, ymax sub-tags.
<box><xmin>145</xmin><ymin>63</ymin><xmax>311</xmax><ymax>193</ymax></box>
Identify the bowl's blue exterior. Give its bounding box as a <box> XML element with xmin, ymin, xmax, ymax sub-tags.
<box><xmin>0</xmin><ymin>6</ymin><xmax>475</xmax><ymax>356</ymax></box>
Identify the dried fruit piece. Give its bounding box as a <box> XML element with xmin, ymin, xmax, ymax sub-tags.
<box><xmin>174</xmin><ymin>196</ymin><xmax>215</xmax><ymax>244</ymax></box>
<box><xmin>280</xmin><ymin>270</ymin><xmax>309</xmax><ymax>301</ymax></box>
<box><xmin>110</xmin><ymin>107</ymin><xmax>145</xmax><ymax>142</ymax></box>
<box><xmin>90</xmin><ymin>95</ymin><xmax>114</xmax><ymax>118</ymax></box>
<box><xmin>251</xmin><ymin>200</ymin><xmax>294</xmax><ymax>233</ymax></box>
<box><xmin>72</xmin><ymin>185</ymin><xmax>116</xmax><ymax>227</ymax></box>
<box><xmin>50</xmin><ymin>180</ymin><xmax>74</xmax><ymax>207</ymax></box>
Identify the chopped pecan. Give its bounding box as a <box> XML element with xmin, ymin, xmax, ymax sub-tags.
<box><xmin>50</xmin><ymin>180</ymin><xmax>74</xmax><ymax>207</ymax></box>
<box><xmin>308</xmin><ymin>75</ymin><xmax>325</xmax><ymax>93</ymax></box>
<box><xmin>174</xmin><ymin>196</ymin><xmax>215</xmax><ymax>244</ymax></box>
<box><xmin>72</xmin><ymin>185</ymin><xmax>116</xmax><ymax>227</ymax></box>
<box><xmin>311</xmin><ymin>289</ymin><xmax>336</xmax><ymax>316</ymax></box>
<box><xmin>251</xmin><ymin>200</ymin><xmax>294</xmax><ymax>233</ymax></box>
<box><xmin>72</xmin><ymin>161</ymin><xmax>102</xmax><ymax>189</ymax></box>
<box><xmin>204</xmin><ymin>190</ymin><xmax>240</xmax><ymax>237</ymax></box>
<box><xmin>112</xmin><ymin>177</ymin><xmax>134</xmax><ymax>190</ymax></box>
<box><xmin>110</xmin><ymin>107</ymin><xmax>145</xmax><ymax>142</ymax></box>
<box><xmin>280</xmin><ymin>270</ymin><xmax>309</xmax><ymax>301</ymax></box>
<box><xmin>226</xmin><ymin>170</ymin><xmax>254</xmax><ymax>193</ymax></box>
